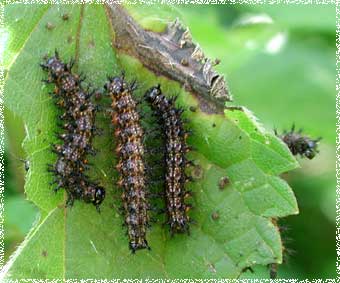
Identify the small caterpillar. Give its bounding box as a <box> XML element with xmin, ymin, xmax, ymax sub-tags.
<box><xmin>41</xmin><ymin>51</ymin><xmax>105</xmax><ymax>210</ymax></box>
<box><xmin>275</xmin><ymin>125</ymin><xmax>320</xmax><ymax>159</ymax></box>
<box><xmin>104</xmin><ymin>74</ymin><xmax>150</xmax><ymax>252</ymax></box>
<box><xmin>268</xmin><ymin>218</ymin><xmax>295</xmax><ymax>279</ymax></box>
<box><xmin>145</xmin><ymin>85</ymin><xmax>192</xmax><ymax>235</ymax></box>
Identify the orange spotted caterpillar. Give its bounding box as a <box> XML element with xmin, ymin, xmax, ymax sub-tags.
<box><xmin>105</xmin><ymin>74</ymin><xmax>150</xmax><ymax>252</ymax></box>
<box><xmin>41</xmin><ymin>51</ymin><xmax>105</xmax><ymax>210</ymax></box>
<box><xmin>145</xmin><ymin>85</ymin><xmax>192</xmax><ymax>235</ymax></box>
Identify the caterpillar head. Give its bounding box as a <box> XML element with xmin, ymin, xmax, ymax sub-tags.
<box><xmin>144</xmin><ymin>84</ymin><xmax>161</xmax><ymax>103</ymax></box>
<box><xmin>41</xmin><ymin>51</ymin><xmax>67</xmax><ymax>79</ymax></box>
<box><xmin>83</xmin><ymin>184</ymin><xmax>105</xmax><ymax>210</ymax></box>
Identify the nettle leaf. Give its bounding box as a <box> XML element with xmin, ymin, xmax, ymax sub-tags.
<box><xmin>3</xmin><ymin>4</ymin><xmax>299</xmax><ymax>279</ymax></box>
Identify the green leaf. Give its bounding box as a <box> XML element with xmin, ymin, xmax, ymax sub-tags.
<box><xmin>3</xmin><ymin>4</ymin><xmax>299</xmax><ymax>279</ymax></box>
<box><xmin>234</xmin><ymin>4</ymin><xmax>335</xmax><ymax>34</ymax></box>
<box><xmin>3</xmin><ymin>4</ymin><xmax>50</xmax><ymax>69</ymax></box>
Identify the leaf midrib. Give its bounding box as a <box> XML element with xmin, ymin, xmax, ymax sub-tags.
<box><xmin>61</xmin><ymin>4</ymin><xmax>85</xmax><ymax>280</ymax></box>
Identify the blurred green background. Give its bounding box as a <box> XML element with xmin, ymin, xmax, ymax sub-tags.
<box><xmin>4</xmin><ymin>4</ymin><xmax>335</xmax><ymax>279</ymax></box>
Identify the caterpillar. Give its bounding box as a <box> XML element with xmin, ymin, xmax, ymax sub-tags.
<box><xmin>104</xmin><ymin>74</ymin><xmax>150</xmax><ymax>252</ymax></box>
<box><xmin>41</xmin><ymin>51</ymin><xmax>105</xmax><ymax>210</ymax></box>
<box><xmin>275</xmin><ymin>125</ymin><xmax>320</xmax><ymax>159</ymax></box>
<box><xmin>268</xmin><ymin>218</ymin><xmax>295</xmax><ymax>279</ymax></box>
<box><xmin>145</xmin><ymin>85</ymin><xmax>192</xmax><ymax>235</ymax></box>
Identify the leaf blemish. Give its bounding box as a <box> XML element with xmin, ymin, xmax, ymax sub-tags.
<box><xmin>41</xmin><ymin>250</ymin><xmax>48</xmax><ymax>257</ymax></box>
<box><xmin>207</xmin><ymin>262</ymin><xmax>217</xmax><ymax>273</ymax></box>
<box><xmin>218</xmin><ymin>176</ymin><xmax>230</xmax><ymax>190</ymax></box>
<box><xmin>62</xmin><ymin>13</ymin><xmax>69</xmax><ymax>21</ymax></box>
<box><xmin>45</xmin><ymin>22</ymin><xmax>55</xmax><ymax>30</ymax></box>
<box><xmin>211</xmin><ymin>211</ymin><xmax>219</xmax><ymax>221</ymax></box>
<box><xmin>88</xmin><ymin>39</ymin><xmax>95</xmax><ymax>48</ymax></box>
<box><xmin>192</xmin><ymin>164</ymin><xmax>203</xmax><ymax>179</ymax></box>
<box><xmin>67</xmin><ymin>35</ymin><xmax>73</xmax><ymax>44</ymax></box>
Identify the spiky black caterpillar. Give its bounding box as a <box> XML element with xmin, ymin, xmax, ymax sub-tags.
<box><xmin>104</xmin><ymin>74</ymin><xmax>150</xmax><ymax>252</ymax></box>
<box><xmin>41</xmin><ymin>51</ymin><xmax>105</xmax><ymax>210</ymax></box>
<box><xmin>145</xmin><ymin>85</ymin><xmax>192</xmax><ymax>235</ymax></box>
<box><xmin>275</xmin><ymin>125</ymin><xmax>320</xmax><ymax>159</ymax></box>
<box><xmin>268</xmin><ymin>218</ymin><xmax>295</xmax><ymax>279</ymax></box>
